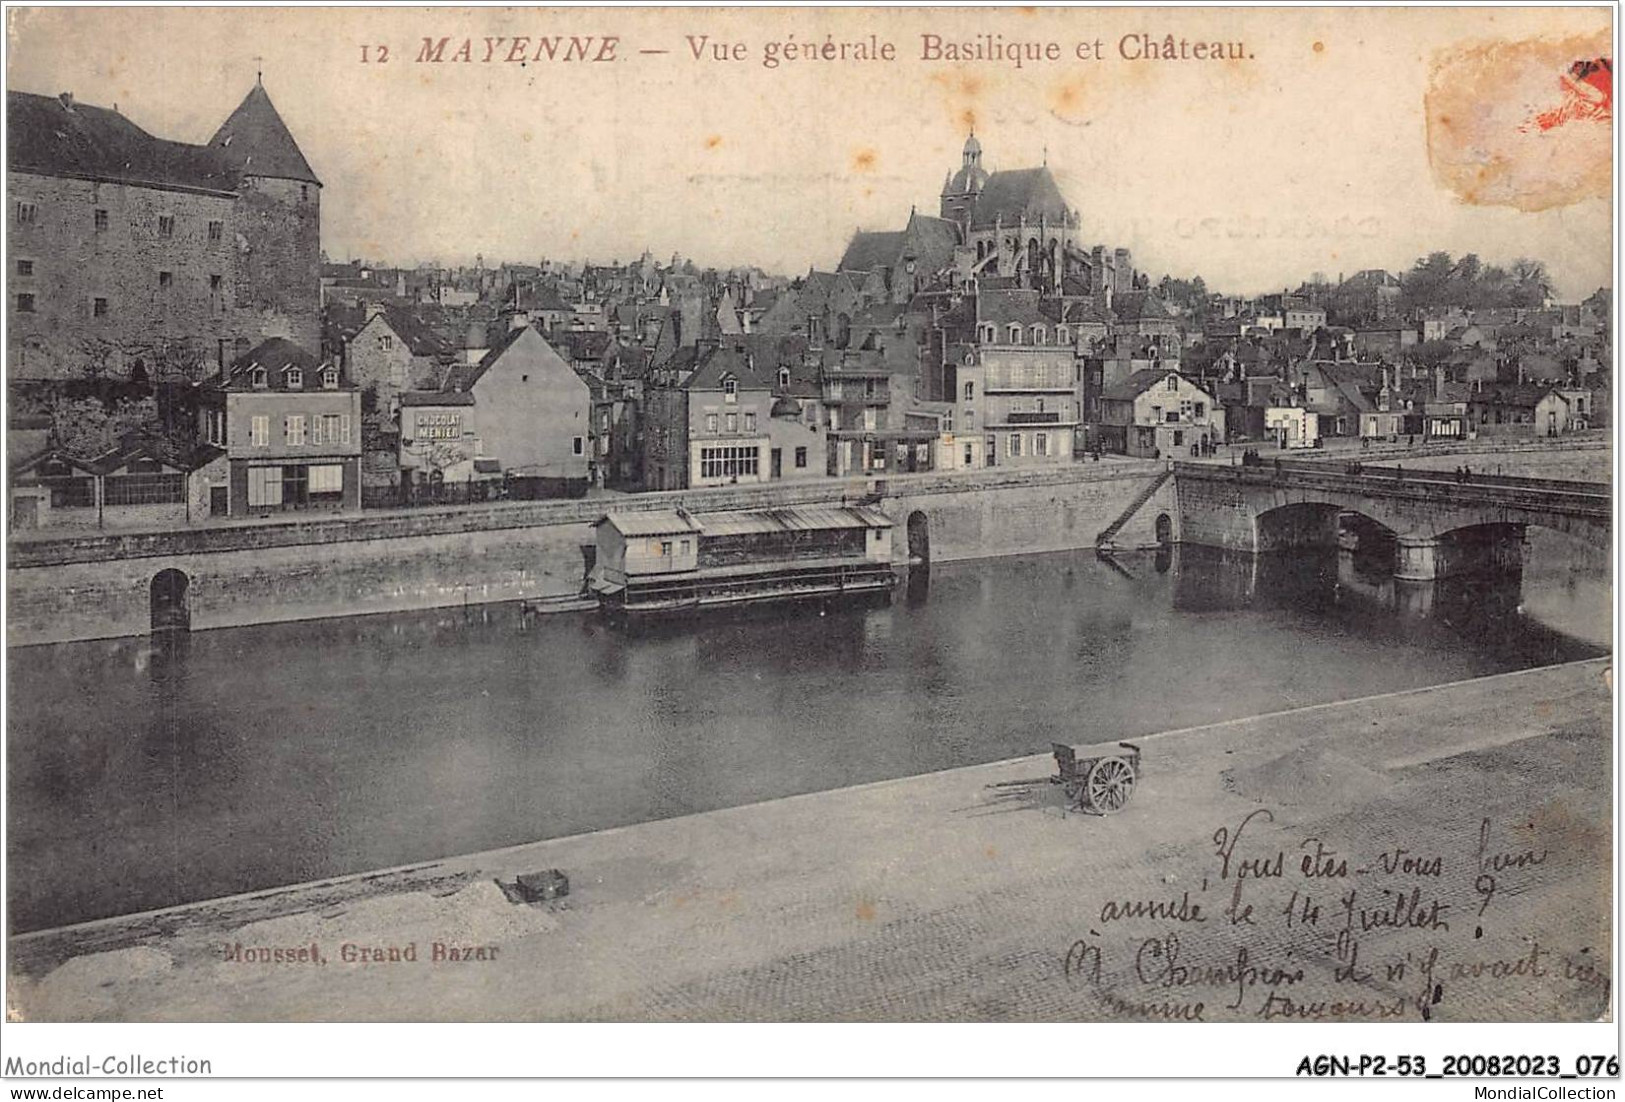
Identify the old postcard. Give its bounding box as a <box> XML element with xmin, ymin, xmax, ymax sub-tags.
<box><xmin>1</xmin><ymin>1</ymin><xmax>1615</xmax><ymax>1075</ymax></box>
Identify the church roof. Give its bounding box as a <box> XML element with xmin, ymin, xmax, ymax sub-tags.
<box><xmin>946</xmin><ymin>162</ymin><xmax>990</xmax><ymax>195</ymax></box>
<box><xmin>838</xmin><ymin>231</ymin><xmax>903</xmax><ymax>274</ymax></box>
<box><xmin>969</xmin><ymin>167</ymin><xmax>1072</xmax><ymax>229</ymax></box>
<box><xmin>208</xmin><ymin>80</ymin><xmax>320</xmax><ymax>185</ymax></box>
<box><xmin>7</xmin><ymin>90</ymin><xmax>238</xmax><ymax>194</ymax></box>
<box><xmin>901</xmin><ymin>212</ymin><xmax>962</xmax><ymax>269</ymax></box>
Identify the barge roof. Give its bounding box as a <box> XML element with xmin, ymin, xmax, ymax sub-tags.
<box><xmin>697</xmin><ymin>505</ymin><xmax>893</xmax><ymax>536</ymax></box>
<box><xmin>595</xmin><ymin>510</ymin><xmax>705</xmax><ymax>537</ymax></box>
<box><xmin>599</xmin><ymin>504</ymin><xmax>893</xmax><ymax>539</ymax></box>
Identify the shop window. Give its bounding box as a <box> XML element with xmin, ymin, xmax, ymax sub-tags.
<box><xmin>247</xmin><ymin>466</ymin><xmax>283</xmax><ymax>507</ymax></box>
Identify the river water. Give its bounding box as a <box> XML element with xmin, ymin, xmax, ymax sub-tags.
<box><xmin>6</xmin><ymin>535</ymin><xmax>1609</xmax><ymax>933</ymax></box>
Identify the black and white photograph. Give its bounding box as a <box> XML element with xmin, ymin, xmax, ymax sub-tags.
<box><xmin>0</xmin><ymin>1</ymin><xmax>1616</xmax><ymax>1086</ymax></box>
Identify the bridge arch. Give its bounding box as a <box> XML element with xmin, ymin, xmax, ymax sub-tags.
<box><xmin>1254</xmin><ymin>502</ymin><xmax>1343</xmax><ymax>553</ymax></box>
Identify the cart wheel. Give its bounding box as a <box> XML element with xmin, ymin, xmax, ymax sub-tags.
<box><xmin>1085</xmin><ymin>757</ymin><xmax>1136</xmax><ymax>815</ymax></box>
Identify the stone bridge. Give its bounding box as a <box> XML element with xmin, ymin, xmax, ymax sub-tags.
<box><xmin>1173</xmin><ymin>461</ymin><xmax>1611</xmax><ymax>580</ymax></box>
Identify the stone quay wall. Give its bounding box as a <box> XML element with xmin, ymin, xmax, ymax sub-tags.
<box><xmin>7</xmin><ymin>460</ymin><xmax>1177</xmax><ymax>646</ymax></box>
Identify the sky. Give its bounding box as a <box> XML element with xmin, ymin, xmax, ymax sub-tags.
<box><xmin>6</xmin><ymin>6</ymin><xmax>1614</xmax><ymax>298</ymax></box>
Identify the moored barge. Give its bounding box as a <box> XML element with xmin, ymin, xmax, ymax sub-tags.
<box><xmin>589</xmin><ymin>505</ymin><xmax>897</xmax><ymax>618</ymax></box>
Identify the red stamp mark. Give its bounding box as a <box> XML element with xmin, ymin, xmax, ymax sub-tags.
<box><xmin>1523</xmin><ymin>57</ymin><xmax>1611</xmax><ymax>132</ymax></box>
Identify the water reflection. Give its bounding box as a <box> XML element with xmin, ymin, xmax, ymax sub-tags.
<box><xmin>7</xmin><ymin>539</ymin><xmax>1607</xmax><ymax>932</ymax></box>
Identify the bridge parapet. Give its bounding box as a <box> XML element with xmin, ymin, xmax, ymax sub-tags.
<box><xmin>1173</xmin><ymin>463</ymin><xmax>1610</xmax><ymax>520</ymax></box>
<box><xmin>1172</xmin><ymin>461</ymin><xmax>1610</xmax><ymax>574</ymax></box>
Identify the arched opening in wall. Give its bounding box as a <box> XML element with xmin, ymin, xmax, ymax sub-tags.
<box><xmin>1154</xmin><ymin>513</ymin><xmax>1173</xmax><ymax>546</ymax></box>
<box><xmin>150</xmin><ymin>569</ymin><xmax>191</xmax><ymax>633</ymax></box>
<box><xmin>906</xmin><ymin>511</ymin><xmax>930</xmax><ymax>564</ymax></box>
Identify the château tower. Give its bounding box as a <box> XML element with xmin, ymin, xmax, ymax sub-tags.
<box><xmin>208</xmin><ymin>77</ymin><xmax>322</xmax><ymax>352</ymax></box>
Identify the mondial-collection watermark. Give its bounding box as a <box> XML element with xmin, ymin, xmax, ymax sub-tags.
<box><xmin>3</xmin><ymin>1055</ymin><xmax>212</xmax><ymax>1076</ymax></box>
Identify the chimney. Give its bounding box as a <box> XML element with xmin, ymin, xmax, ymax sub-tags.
<box><xmin>365</xmin><ymin>301</ymin><xmax>387</xmax><ymax>322</ymax></box>
<box><xmin>1434</xmin><ymin>363</ymin><xmax>1445</xmax><ymax>400</ymax></box>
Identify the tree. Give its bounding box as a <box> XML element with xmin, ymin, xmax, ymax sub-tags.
<box><xmin>51</xmin><ymin>395</ymin><xmax>160</xmax><ymax>460</ymax></box>
<box><xmin>1509</xmin><ymin>258</ymin><xmax>1552</xmax><ymax>308</ymax></box>
<box><xmin>1409</xmin><ymin>340</ymin><xmax>1456</xmax><ymax>369</ymax></box>
<box><xmin>1400</xmin><ymin>251</ymin><xmax>1456</xmax><ymax>312</ymax></box>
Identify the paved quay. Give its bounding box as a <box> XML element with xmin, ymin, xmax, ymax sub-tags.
<box><xmin>7</xmin><ymin>658</ymin><xmax>1612</xmax><ymax>1023</ymax></box>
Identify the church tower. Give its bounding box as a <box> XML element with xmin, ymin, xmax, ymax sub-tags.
<box><xmin>940</xmin><ymin>131</ymin><xmax>989</xmax><ymax>226</ymax></box>
<box><xmin>209</xmin><ymin>76</ymin><xmax>322</xmax><ymax>353</ymax></box>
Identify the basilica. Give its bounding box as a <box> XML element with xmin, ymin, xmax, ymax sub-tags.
<box><xmin>837</xmin><ymin>132</ymin><xmax>1146</xmax><ymax>307</ymax></box>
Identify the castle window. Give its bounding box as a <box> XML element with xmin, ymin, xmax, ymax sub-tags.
<box><xmin>210</xmin><ymin>274</ymin><xmax>223</xmax><ymax>312</ymax></box>
<box><xmin>981</xmin><ymin>324</ymin><xmax>995</xmax><ymax>343</ymax></box>
<box><xmin>778</xmin><ymin>367</ymin><xmax>790</xmax><ymax>388</ymax></box>
<box><xmin>93</xmin><ymin>209</ymin><xmax>108</xmax><ymax>232</ymax></box>
<box><xmin>93</xmin><ymin>297</ymin><xmax>108</xmax><ymax>318</ymax></box>
<box><xmin>1056</xmin><ymin>325</ymin><xmax>1069</xmax><ymax>344</ymax></box>
<box><xmin>723</xmin><ymin>378</ymin><xmax>738</xmax><ymax>403</ymax></box>
<box><xmin>285</xmin><ymin>415</ymin><xmax>307</xmax><ymax>447</ymax></box>
<box><xmin>16</xmin><ymin>259</ymin><xmax>32</xmax><ymax>277</ymax></box>
<box><xmin>1007</xmin><ymin>324</ymin><xmax>1021</xmax><ymax>343</ymax></box>
<box><xmin>322</xmin><ymin>367</ymin><xmax>339</xmax><ymax>389</ymax></box>
<box><xmin>706</xmin><ymin>413</ymin><xmax>718</xmax><ymax>433</ymax></box>
<box><xmin>15</xmin><ymin>202</ymin><xmax>36</xmax><ymax>226</ymax></box>
<box><xmin>16</xmin><ymin>293</ymin><xmax>36</xmax><ymax>313</ymax></box>
<box><xmin>158</xmin><ymin>271</ymin><xmax>173</xmax><ymax>291</ymax></box>
<box><xmin>964</xmin><ymin>381</ymin><xmax>975</xmax><ymax>401</ymax></box>
<box><xmin>287</xmin><ymin>368</ymin><xmax>303</xmax><ymax>389</ymax></box>
<box><xmin>157</xmin><ymin>214</ymin><xmax>174</xmax><ymax>238</ymax></box>
<box><xmin>1166</xmin><ymin>375</ymin><xmax>1178</xmax><ymax>391</ymax></box>
<box><xmin>208</xmin><ymin>220</ymin><xmax>223</xmax><ymax>242</ymax></box>
<box><xmin>1031</xmin><ymin>326</ymin><xmax>1046</xmax><ymax>344</ymax></box>
<box><xmin>379</xmin><ymin>334</ymin><xmax>393</xmax><ymax>352</ymax></box>
<box><xmin>744</xmin><ymin>411</ymin><xmax>757</xmax><ymax>433</ymax></box>
<box><xmin>301</xmin><ymin>185</ymin><xmax>309</xmax><ymax>203</ymax></box>
<box><xmin>251</xmin><ymin>366</ymin><xmax>268</xmax><ymax>389</ymax></box>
